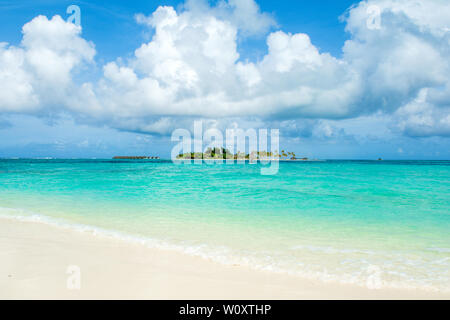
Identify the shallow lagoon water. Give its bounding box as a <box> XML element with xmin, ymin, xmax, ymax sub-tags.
<box><xmin>1</xmin><ymin>159</ymin><xmax>449</xmax><ymax>291</ymax></box>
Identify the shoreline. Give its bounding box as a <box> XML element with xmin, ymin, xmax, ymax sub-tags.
<box><xmin>1</xmin><ymin>217</ymin><xmax>448</xmax><ymax>300</ymax></box>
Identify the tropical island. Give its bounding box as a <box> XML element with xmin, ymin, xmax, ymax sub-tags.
<box><xmin>176</xmin><ymin>148</ymin><xmax>308</xmax><ymax>161</ymax></box>
<box><xmin>113</xmin><ymin>156</ymin><xmax>160</xmax><ymax>160</ymax></box>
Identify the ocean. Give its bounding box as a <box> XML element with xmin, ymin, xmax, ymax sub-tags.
<box><xmin>0</xmin><ymin>159</ymin><xmax>449</xmax><ymax>291</ymax></box>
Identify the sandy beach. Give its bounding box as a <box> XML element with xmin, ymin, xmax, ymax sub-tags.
<box><xmin>1</xmin><ymin>218</ymin><xmax>448</xmax><ymax>300</ymax></box>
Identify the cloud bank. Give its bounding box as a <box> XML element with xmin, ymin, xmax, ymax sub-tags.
<box><xmin>0</xmin><ymin>0</ymin><xmax>449</xmax><ymax>138</ymax></box>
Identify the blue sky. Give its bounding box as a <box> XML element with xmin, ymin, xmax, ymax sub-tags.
<box><xmin>0</xmin><ymin>0</ymin><xmax>449</xmax><ymax>159</ymax></box>
<box><xmin>0</xmin><ymin>0</ymin><xmax>355</xmax><ymax>59</ymax></box>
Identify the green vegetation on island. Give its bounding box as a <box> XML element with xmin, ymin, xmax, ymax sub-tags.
<box><xmin>177</xmin><ymin>148</ymin><xmax>307</xmax><ymax>161</ymax></box>
<box><xmin>113</xmin><ymin>156</ymin><xmax>160</xmax><ymax>160</ymax></box>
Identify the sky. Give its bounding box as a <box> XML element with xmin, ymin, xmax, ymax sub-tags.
<box><xmin>0</xmin><ymin>0</ymin><xmax>449</xmax><ymax>159</ymax></box>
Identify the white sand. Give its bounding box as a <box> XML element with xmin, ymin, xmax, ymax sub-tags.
<box><xmin>0</xmin><ymin>218</ymin><xmax>448</xmax><ymax>300</ymax></box>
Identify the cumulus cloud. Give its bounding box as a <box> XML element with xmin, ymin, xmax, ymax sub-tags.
<box><xmin>0</xmin><ymin>0</ymin><xmax>449</xmax><ymax>138</ymax></box>
<box><xmin>85</xmin><ymin>2</ymin><xmax>358</xmax><ymax>131</ymax></box>
<box><xmin>0</xmin><ymin>42</ymin><xmax>38</xmax><ymax>112</ymax></box>
<box><xmin>204</xmin><ymin>0</ymin><xmax>276</xmax><ymax>36</ymax></box>
<box><xmin>342</xmin><ymin>0</ymin><xmax>450</xmax><ymax>136</ymax></box>
<box><xmin>0</xmin><ymin>15</ymin><xmax>95</xmax><ymax>113</ymax></box>
<box><xmin>136</xmin><ymin>0</ymin><xmax>276</xmax><ymax>37</ymax></box>
<box><xmin>394</xmin><ymin>88</ymin><xmax>450</xmax><ymax>137</ymax></box>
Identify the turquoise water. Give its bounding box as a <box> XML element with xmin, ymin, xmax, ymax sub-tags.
<box><xmin>0</xmin><ymin>159</ymin><xmax>449</xmax><ymax>291</ymax></box>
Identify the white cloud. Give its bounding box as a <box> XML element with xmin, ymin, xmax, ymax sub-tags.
<box><xmin>0</xmin><ymin>0</ymin><xmax>449</xmax><ymax>138</ymax></box>
<box><xmin>90</xmin><ymin>4</ymin><xmax>358</xmax><ymax>125</ymax></box>
<box><xmin>211</xmin><ymin>0</ymin><xmax>276</xmax><ymax>36</ymax></box>
<box><xmin>395</xmin><ymin>88</ymin><xmax>450</xmax><ymax>137</ymax></box>
<box><xmin>177</xmin><ymin>0</ymin><xmax>276</xmax><ymax>36</ymax></box>
<box><xmin>21</xmin><ymin>15</ymin><xmax>95</xmax><ymax>86</ymax></box>
<box><xmin>341</xmin><ymin>0</ymin><xmax>450</xmax><ymax>136</ymax></box>
<box><xmin>0</xmin><ymin>15</ymin><xmax>95</xmax><ymax>113</ymax></box>
<box><xmin>0</xmin><ymin>43</ymin><xmax>38</xmax><ymax>111</ymax></box>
